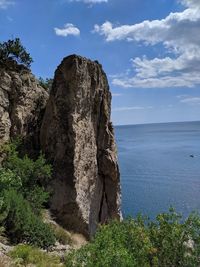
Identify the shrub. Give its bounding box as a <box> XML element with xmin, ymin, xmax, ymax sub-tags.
<box><xmin>149</xmin><ymin>208</ymin><xmax>200</xmax><ymax>266</ymax></box>
<box><xmin>0</xmin><ymin>190</ymin><xmax>55</xmax><ymax>249</ymax></box>
<box><xmin>65</xmin><ymin>209</ymin><xmax>200</xmax><ymax>267</ymax></box>
<box><xmin>0</xmin><ymin>142</ymin><xmax>54</xmax><ymax>248</ymax></box>
<box><xmin>0</xmin><ymin>168</ymin><xmax>22</xmax><ymax>192</ymax></box>
<box><xmin>65</xmin><ymin>219</ymin><xmax>153</xmax><ymax>267</ymax></box>
<box><xmin>1</xmin><ymin>142</ymin><xmax>52</xmax><ymax>214</ymax></box>
<box><xmin>26</xmin><ymin>186</ymin><xmax>49</xmax><ymax>215</ymax></box>
<box><xmin>0</xmin><ymin>38</ymin><xmax>33</xmax><ymax>68</ymax></box>
<box><xmin>10</xmin><ymin>244</ymin><xmax>62</xmax><ymax>267</ymax></box>
<box><xmin>3</xmin><ymin>142</ymin><xmax>52</xmax><ymax>190</ymax></box>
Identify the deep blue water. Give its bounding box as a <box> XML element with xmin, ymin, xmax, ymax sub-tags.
<box><xmin>115</xmin><ymin>121</ymin><xmax>200</xmax><ymax>219</ymax></box>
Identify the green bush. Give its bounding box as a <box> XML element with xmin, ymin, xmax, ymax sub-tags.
<box><xmin>26</xmin><ymin>186</ymin><xmax>49</xmax><ymax>215</ymax></box>
<box><xmin>0</xmin><ymin>142</ymin><xmax>54</xmax><ymax>248</ymax></box>
<box><xmin>0</xmin><ymin>168</ymin><xmax>22</xmax><ymax>192</ymax></box>
<box><xmin>65</xmin><ymin>219</ymin><xmax>153</xmax><ymax>267</ymax></box>
<box><xmin>1</xmin><ymin>141</ymin><xmax>52</xmax><ymax>214</ymax></box>
<box><xmin>65</xmin><ymin>209</ymin><xmax>200</xmax><ymax>267</ymax></box>
<box><xmin>3</xmin><ymin>142</ymin><xmax>52</xmax><ymax>190</ymax></box>
<box><xmin>10</xmin><ymin>244</ymin><xmax>62</xmax><ymax>267</ymax></box>
<box><xmin>0</xmin><ymin>190</ymin><xmax>55</xmax><ymax>248</ymax></box>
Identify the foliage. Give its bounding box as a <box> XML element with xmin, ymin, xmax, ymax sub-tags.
<box><xmin>65</xmin><ymin>218</ymin><xmax>153</xmax><ymax>267</ymax></box>
<box><xmin>1</xmin><ymin>141</ymin><xmax>52</xmax><ymax>214</ymax></box>
<box><xmin>26</xmin><ymin>186</ymin><xmax>49</xmax><ymax>215</ymax></box>
<box><xmin>10</xmin><ymin>244</ymin><xmax>62</xmax><ymax>267</ymax></box>
<box><xmin>0</xmin><ymin>38</ymin><xmax>33</xmax><ymax>68</ymax></box>
<box><xmin>149</xmin><ymin>208</ymin><xmax>200</xmax><ymax>266</ymax></box>
<box><xmin>0</xmin><ymin>225</ymin><xmax>7</xmax><ymax>244</ymax></box>
<box><xmin>39</xmin><ymin>77</ymin><xmax>53</xmax><ymax>92</ymax></box>
<box><xmin>0</xmin><ymin>141</ymin><xmax>55</xmax><ymax>248</ymax></box>
<box><xmin>3</xmin><ymin>141</ymin><xmax>52</xmax><ymax>189</ymax></box>
<box><xmin>65</xmin><ymin>209</ymin><xmax>200</xmax><ymax>267</ymax></box>
<box><xmin>0</xmin><ymin>190</ymin><xmax>55</xmax><ymax>248</ymax></box>
<box><xmin>0</xmin><ymin>168</ymin><xmax>22</xmax><ymax>192</ymax></box>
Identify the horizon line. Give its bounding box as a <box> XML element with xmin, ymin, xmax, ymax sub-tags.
<box><xmin>114</xmin><ymin>120</ymin><xmax>200</xmax><ymax>127</ymax></box>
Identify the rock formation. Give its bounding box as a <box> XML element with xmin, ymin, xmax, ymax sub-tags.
<box><xmin>0</xmin><ymin>64</ymin><xmax>48</xmax><ymax>155</ymax></box>
<box><xmin>40</xmin><ymin>55</ymin><xmax>121</xmax><ymax>237</ymax></box>
<box><xmin>0</xmin><ymin>55</ymin><xmax>121</xmax><ymax>237</ymax></box>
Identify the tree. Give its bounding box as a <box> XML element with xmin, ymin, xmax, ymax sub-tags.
<box><xmin>0</xmin><ymin>38</ymin><xmax>33</xmax><ymax>68</ymax></box>
<box><xmin>38</xmin><ymin>77</ymin><xmax>53</xmax><ymax>92</ymax></box>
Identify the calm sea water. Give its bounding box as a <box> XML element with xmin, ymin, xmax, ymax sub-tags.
<box><xmin>115</xmin><ymin>121</ymin><xmax>200</xmax><ymax>219</ymax></box>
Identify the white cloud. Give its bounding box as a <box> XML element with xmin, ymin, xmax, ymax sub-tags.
<box><xmin>112</xmin><ymin>93</ymin><xmax>123</xmax><ymax>97</ymax></box>
<box><xmin>180</xmin><ymin>97</ymin><xmax>200</xmax><ymax>104</ymax></box>
<box><xmin>112</xmin><ymin>72</ymin><xmax>200</xmax><ymax>89</ymax></box>
<box><xmin>54</xmin><ymin>23</ymin><xmax>80</xmax><ymax>37</ymax></box>
<box><xmin>0</xmin><ymin>0</ymin><xmax>14</xmax><ymax>9</ymax></box>
<box><xmin>113</xmin><ymin>106</ymin><xmax>153</xmax><ymax>111</ymax></box>
<box><xmin>94</xmin><ymin>0</ymin><xmax>200</xmax><ymax>88</ymax></box>
<box><xmin>180</xmin><ymin>0</ymin><xmax>200</xmax><ymax>8</ymax></box>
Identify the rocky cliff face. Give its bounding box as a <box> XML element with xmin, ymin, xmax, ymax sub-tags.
<box><xmin>40</xmin><ymin>55</ymin><xmax>121</xmax><ymax>236</ymax></box>
<box><xmin>0</xmin><ymin>55</ymin><xmax>121</xmax><ymax>237</ymax></box>
<box><xmin>0</xmin><ymin>65</ymin><xmax>48</xmax><ymax>155</ymax></box>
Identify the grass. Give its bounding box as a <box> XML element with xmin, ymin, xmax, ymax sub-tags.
<box><xmin>42</xmin><ymin>210</ymin><xmax>72</xmax><ymax>246</ymax></box>
<box><xmin>51</xmin><ymin>224</ymin><xmax>72</xmax><ymax>245</ymax></box>
<box><xmin>9</xmin><ymin>244</ymin><xmax>63</xmax><ymax>267</ymax></box>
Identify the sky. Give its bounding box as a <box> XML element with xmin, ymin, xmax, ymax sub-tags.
<box><xmin>0</xmin><ymin>0</ymin><xmax>200</xmax><ymax>125</ymax></box>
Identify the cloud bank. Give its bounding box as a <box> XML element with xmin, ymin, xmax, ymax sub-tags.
<box><xmin>94</xmin><ymin>0</ymin><xmax>200</xmax><ymax>88</ymax></box>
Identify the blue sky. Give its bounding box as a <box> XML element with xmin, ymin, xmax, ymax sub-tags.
<box><xmin>1</xmin><ymin>0</ymin><xmax>200</xmax><ymax>125</ymax></box>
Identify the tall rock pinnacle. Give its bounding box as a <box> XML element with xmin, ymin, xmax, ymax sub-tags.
<box><xmin>40</xmin><ymin>55</ymin><xmax>121</xmax><ymax>236</ymax></box>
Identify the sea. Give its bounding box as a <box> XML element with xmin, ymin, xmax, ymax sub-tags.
<box><xmin>115</xmin><ymin>121</ymin><xmax>200</xmax><ymax>219</ymax></box>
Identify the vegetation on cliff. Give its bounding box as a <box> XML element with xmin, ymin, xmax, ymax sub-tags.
<box><xmin>10</xmin><ymin>244</ymin><xmax>62</xmax><ymax>267</ymax></box>
<box><xmin>0</xmin><ymin>141</ymin><xmax>55</xmax><ymax>248</ymax></box>
<box><xmin>38</xmin><ymin>77</ymin><xmax>53</xmax><ymax>92</ymax></box>
<box><xmin>0</xmin><ymin>38</ymin><xmax>33</xmax><ymax>69</ymax></box>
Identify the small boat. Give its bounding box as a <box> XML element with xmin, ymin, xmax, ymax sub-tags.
<box><xmin>190</xmin><ymin>154</ymin><xmax>194</xmax><ymax>158</ymax></box>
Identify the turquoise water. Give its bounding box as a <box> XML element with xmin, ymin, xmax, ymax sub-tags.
<box><xmin>115</xmin><ymin>121</ymin><xmax>200</xmax><ymax>219</ymax></box>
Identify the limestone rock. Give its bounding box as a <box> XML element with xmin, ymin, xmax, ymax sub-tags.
<box><xmin>0</xmin><ymin>66</ymin><xmax>48</xmax><ymax>155</ymax></box>
<box><xmin>40</xmin><ymin>55</ymin><xmax>121</xmax><ymax>237</ymax></box>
